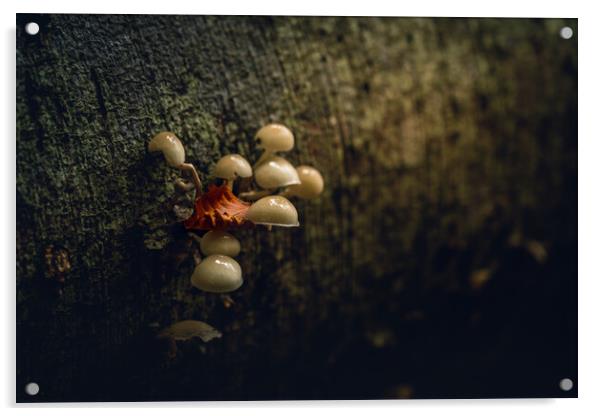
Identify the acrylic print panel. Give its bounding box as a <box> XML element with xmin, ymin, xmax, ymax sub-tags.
<box><xmin>16</xmin><ymin>14</ymin><xmax>577</xmax><ymax>402</ymax></box>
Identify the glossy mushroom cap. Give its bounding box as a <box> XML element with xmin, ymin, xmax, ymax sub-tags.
<box><xmin>255</xmin><ymin>124</ymin><xmax>295</xmax><ymax>152</ymax></box>
<box><xmin>191</xmin><ymin>255</ymin><xmax>243</xmax><ymax>293</ymax></box>
<box><xmin>200</xmin><ymin>230</ymin><xmax>241</xmax><ymax>257</ymax></box>
<box><xmin>287</xmin><ymin>166</ymin><xmax>324</xmax><ymax>199</ymax></box>
<box><xmin>148</xmin><ymin>132</ymin><xmax>186</xmax><ymax>168</ymax></box>
<box><xmin>213</xmin><ymin>154</ymin><xmax>252</xmax><ymax>180</ymax></box>
<box><xmin>245</xmin><ymin>195</ymin><xmax>299</xmax><ymax>227</ymax></box>
<box><xmin>254</xmin><ymin>156</ymin><xmax>301</xmax><ymax>189</ymax></box>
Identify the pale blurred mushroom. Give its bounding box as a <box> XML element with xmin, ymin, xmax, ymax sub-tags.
<box><xmin>148</xmin><ymin>131</ymin><xmax>202</xmax><ymax>194</ymax></box>
<box><xmin>213</xmin><ymin>154</ymin><xmax>252</xmax><ymax>189</ymax></box>
<box><xmin>158</xmin><ymin>320</ymin><xmax>222</xmax><ymax>342</ymax></box>
<box><xmin>191</xmin><ymin>254</ymin><xmax>243</xmax><ymax>293</ymax></box>
<box><xmin>282</xmin><ymin>165</ymin><xmax>324</xmax><ymax>199</ymax></box>
<box><xmin>195</xmin><ymin>230</ymin><xmax>241</xmax><ymax>257</ymax></box>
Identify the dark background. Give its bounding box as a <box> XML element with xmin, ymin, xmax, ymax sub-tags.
<box><xmin>16</xmin><ymin>15</ymin><xmax>577</xmax><ymax>401</ymax></box>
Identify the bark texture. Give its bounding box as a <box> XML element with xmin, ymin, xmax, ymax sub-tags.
<box><xmin>17</xmin><ymin>15</ymin><xmax>577</xmax><ymax>401</ymax></box>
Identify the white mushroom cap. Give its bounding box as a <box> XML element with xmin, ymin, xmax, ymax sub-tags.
<box><xmin>149</xmin><ymin>132</ymin><xmax>186</xmax><ymax>168</ymax></box>
<box><xmin>254</xmin><ymin>156</ymin><xmax>301</xmax><ymax>189</ymax></box>
<box><xmin>245</xmin><ymin>195</ymin><xmax>299</xmax><ymax>227</ymax></box>
<box><xmin>287</xmin><ymin>166</ymin><xmax>324</xmax><ymax>199</ymax></box>
<box><xmin>213</xmin><ymin>154</ymin><xmax>252</xmax><ymax>180</ymax></box>
<box><xmin>255</xmin><ymin>124</ymin><xmax>295</xmax><ymax>152</ymax></box>
<box><xmin>191</xmin><ymin>255</ymin><xmax>243</xmax><ymax>293</ymax></box>
<box><xmin>200</xmin><ymin>230</ymin><xmax>241</xmax><ymax>257</ymax></box>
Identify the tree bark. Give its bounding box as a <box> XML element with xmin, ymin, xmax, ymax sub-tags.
<box><xmin>17</xmin><ymin>15</ymin><xmax>577</xmax><ymax>401</ymax></box>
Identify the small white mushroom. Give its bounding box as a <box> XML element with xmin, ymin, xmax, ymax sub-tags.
<box><xmin>199</xmin><ymin>230</ymin><xmax>241</xmax><ymax>257</ymax></box>
<box><xmin>245</xmin><ymin>195</ymin><xmax>299</xmax><ymax>227</ymax></box>
<box><xmin>284</xmin><ymin>165</ymin><xmax>324</xmax><ymax>199</ymax></box>
<box><xmin>213</xmin><ymin>154</ymin><xmax>252</xmax><ymax>188</ymax></box>
<box><xmin>191</xmin><ymin>254</ymin><xmax>243</xmax><ymax>293</ymax></box>
<box><xmin>254</xmin><ymin>155</ymin><xmax>301</xmax><ymax>190</ymax></box>
<box><xmin>148</xmin><ymin>131</ymin><xmax>186</xmax><ymax>168</ymax></box>
<box><xmin>254</xmin><ymin>123</ymin><xmax>295</xmax><ymax>166</ymax></box>
<box><xmin>149</xmin><ymin>131</ymin><xmax>202</xmax><ymax>195</ymax></box>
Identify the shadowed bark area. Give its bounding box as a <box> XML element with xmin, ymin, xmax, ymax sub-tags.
<box><xmin>16</xmin><ymin>15</ymin><xmax>577</xmax><ymax>401</ymax></box>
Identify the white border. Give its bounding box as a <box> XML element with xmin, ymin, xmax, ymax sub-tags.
<box><xmin>7</xmin><ymin>0</ymin><xmax>583</xmax><ymax>17</ymax></box>
<box><xmin>3</xmin><ymin>1</ymin><xmax>601</xmax><ymax>414</ymax></box>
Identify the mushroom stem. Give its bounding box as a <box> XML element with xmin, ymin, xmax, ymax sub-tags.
<box><xmin>178</xmin><ymin>163</ymin><xmax>203</xmax><ymax>196</ymax></box>
<box><xmin>254</xmin><ymin>150</ymin><xmax>273</xmax><ymax>168</ymax></box>
<box><xmin>279</xmin><ymin>187</ymin><xmax>292</xmax><ymax>198</ymax></box>
<box><xmin>225</xmin><ymin>179</ymin><xmax>234</xmax><ymax>189</ymax></box>
<box><xmin>175</xmin><ymin>179</ymin><xmax>195</xmax><ymax>193</ymax></box>
<box><xmin>238</xmin><ymin>189</ymin><xmax>274</xmax><ymax>201</ymax></box>
<box><xmin>192</xmin><ymin>249</ymin><xmax>203</xmax><ymax>266</ymax></box>
<box><xmin>189</xmin><ymin>233</ymin><xmax>203</xmax><ymax>246</ymax></box>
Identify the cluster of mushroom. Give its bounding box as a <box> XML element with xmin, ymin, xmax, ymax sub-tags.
<box><xmin>149</xmin><ymin>123</ymin><xmax>324</xmax><ymax>295</ymax></box>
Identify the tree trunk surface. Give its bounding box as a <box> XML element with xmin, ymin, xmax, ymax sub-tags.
<box><xmin>16</xmin><ymin>15</ymin><xmax>577</xmax><ymax>401</ymax></box>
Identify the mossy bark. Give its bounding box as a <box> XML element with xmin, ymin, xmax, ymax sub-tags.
<box><xmin>17</xmin><ymin>15</ymin><xmax>577</xmax><ymax>401</ymax></box>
